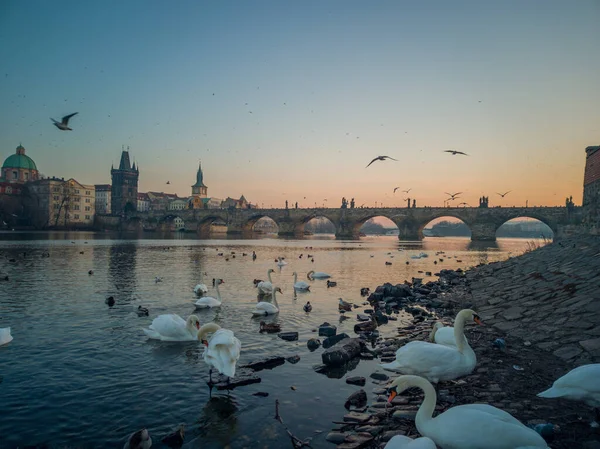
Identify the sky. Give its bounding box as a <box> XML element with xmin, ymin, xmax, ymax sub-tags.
<box><xmin>0</xmin><ymin>0</ymin><xmax>599</xmax><ymax>210</ymax></box>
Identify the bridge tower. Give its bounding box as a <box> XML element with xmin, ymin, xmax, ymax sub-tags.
<box><xmin>111</xmin><ymin>148</ymin><xmax>139</xmax><ymax>215</ymax></box>
<box><xmin>191</xmin><ymin>161</ymin><xmax>208</xmax><ymax>209</ymax></box>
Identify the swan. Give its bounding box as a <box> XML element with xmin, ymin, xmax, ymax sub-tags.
<box><xmin>293</xmin><ymin>272</ymin><xmax>310</xmax><ymax>291</ymax></box>
<box><xmin>537</xmin><ymin>363</ymin><xmax>600</xmax><ymax>418</ymax></box>
<box><xmin>143</xmin><ymin>314</ymin><xmax>201</xmax><ymax>341</ymax></box>
<box><xmin>384</xmin><ymin>435</ymin><xmax>436</xmax><ymax>449</ymax></box>
<box><xmin>380</xmin><ymin>309</ymin><xmax>481</xmax><ymax>382</ymax></box>
<box><xmin>0</xmin><ymin>327</ymin><xmax>13</xmax><ymax>346</ymax></box>
<box><xmin>386</xmin><ymin>375</ymin><xmax>549</xmax><ymax>449</ymax></box>
<box><xmin>193</xmin><ymin>280</ymin><xmax>209</xmax><ymax>297</ymax></box>
<box><xmin>257</xmin><ymin>268</ymin><xmax>275</xmax><ymax>294</ymax></box>
<box><xmin>307</xmin><ymin>270</ymin><xmax>331</xmax><ymax>280</ymax></box>
<box><xmin>123</xmin><ymin>428</ymin><xmax>152</xmax><ymax>449</ymax></box>
<box><xmin>198</xmin><ymin>323</ymin><xmax>241</xmax><ymax>383</ymax></box>
<box><xmin>429</xmin><ymin>319</ymin><xmax>468</xmax><ymax>348</ymax></box>
<box><xmin>252</xmin><ymin>287</ymin><xmax>282</xmax><ymax>316</ymax></box>
<box><xmin>276</xmin><ymin>257</ymin><xmax>288</xmax><ymax>267</ymax></box>
<box><xmin>193</xmin><ymin>279</ymin><xmax>223</xmax><ymax>309</ymax></box>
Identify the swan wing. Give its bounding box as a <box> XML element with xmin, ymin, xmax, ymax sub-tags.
<box><xmin>194</xmin><ymin>296</ymin><xmax>221</xmax><ymax>308</ymax></box>
<box><xmin>147</xmin><ymin>314</ymin><xmax>193</xmax><ymax>341</ymax></box>
<box><xmin>538</xmin><ymin>363</ymin><xmax>600</xmax><ymax>406</ymax></box>
<box><xmin>430</xmin><ymin>405</ymin><xmax>548</xmax><ymax>449</ymax></box>
<box><xmin>385</xmin><ymin>435</ymin><xmax>437</xmax><ymax>448</ymax></box>
<box><xmin>294</xmin><ymin>281</ymin><xmax>310</xmax><ymax>290</ymax></box>
<box><xmin>194</xmin><ymin>283</ymin><xmax>209</xmax><ymax>295</ymax></box>
<box><xmin>434</xmin><ymin>327</ymin><xmax>467</xmax><ymax>347</ymax></box>
<box><xmin>0</xmin><ymin>327</ymin><xmax>13</xmax><ymax>346</ymax></box>
<box><xmin>252</xmin><ymin>301</ymin><xmax>278</xmax><ymax>315</ymax></box>
<box><xmin>207</xmin><ymin>330</ymin><xmax>241</xmax><ymax>377</ymax></box>
<box><xmin>257</xmin><ymin>281</ymin><xmax>273</xmax><ymax>293</ymax></box>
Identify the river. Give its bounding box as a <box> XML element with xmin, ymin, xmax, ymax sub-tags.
<box><xmin>0</xmin><ymin>232</ymin><xmax>546</xmax><ymax>448</ymax></box>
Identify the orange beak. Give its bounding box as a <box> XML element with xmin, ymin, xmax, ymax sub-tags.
<box><xmin>387</xmin><ymin>390</ymin><xmax>397</xmax><ymax>403</ymax></box>
<box><xmin>203</xmin><ymin>340</ymin><xmax>208</xmax><ymax>347</ymax></box>
<box><xmin>196</xmin><ymin>322</ymin><xmax>200</xmax><ymax>330</ymax></box>
<box><xmin>474</xmin><ymin>316</ymin><xmax>483</xmax><ymax>325</ymax></box>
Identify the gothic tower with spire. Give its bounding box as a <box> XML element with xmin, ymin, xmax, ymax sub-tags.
<box><xmin>111</xmin><ymin>148</ymin><xmax>139</xmax><ymax>215</ymax></box>
<box><xmin>191</xmin><ymin>161</ymin><xmax>208</xmax><ymax>209</ymax></box>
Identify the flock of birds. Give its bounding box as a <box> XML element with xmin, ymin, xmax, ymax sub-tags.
<box><xmin>376</xmin><ymin>309</ymin><xmax>600</xmax><ymax>449</ymax></box>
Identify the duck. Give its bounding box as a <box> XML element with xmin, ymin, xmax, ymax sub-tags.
<box><xmin>360</xmin><ymin>287</ymin><xmax>370</xmax><ymax>296</ymax></box>
<box><xmin>537</xmin><ymin>363</ymin><xmax>600</xmax><ymax>423</ymax></box>
<box><xmin>338</xmin><ymin>298</ymin><xmax>352</xmax><ymax>312</ymax></box>
<box><xmin>259</xmin><ymin>321</ymin><xmax>281</xmax><ymax>333</ymax></box>
<box><xmin>386</xmin><ymin>375</ymin><xmax>549</xmax><ymax>449</ymax></box>
<box><xmin>155</xmin><ymin>276</ymin><xmax>162</xmax><ymax>283</ymax></box>
<box><xmin>105</xmin><ymin>296</ymin><xmax>115</xmax><ymax>307</ymax></box>
<box><xmin>303</xmin><ymin>301</ymin><xmax>312</xmax><ymax>313</ymax></box>
<box><xmin>276</xmin><ymin>257</ymin><xmax>288</xmax><ymax>267</ymax></box>
<box><xmin>137</xmin><ymin>306</ymin><xmax>149</xmax><ymax>316</ymax></box>
<box><xmin>384</xmin><ymin>435</ymin><xmax>436</xmax><ymax>449</ymax></box>
<box><xmin>193</xmin><ymin>279</ymin><xmax>224</xmax><ymax>309</ymax></box>
<box><xmin>326</xmin><ymin>280</ymin><xmax>337</xmax><ymax>288</ymax></box>
<box><xmin>293</xmin><ymin>272</ymin><xmax>310</xmax><ymax>291</ymax></box>
<box><xmin>123</xmin><ymin>428</ymin><xmax>152</xmax><ymax>449</ymax></box>
<box><xmin>257</xmin><ymin>269</ymin><xmax>275</xmax><ymax>295</ymax></box>
<box><xmin>252</xmin><ymin>287</ymin><xmax>282</xmax><ymax>316</ymax></box>
<box><xmin>380</xmin><ymin>309</ymin><xmax>482</xmax><ymax>382</ymax></box>
<box><xmin>143</xmin><ymin>314</ymin><xmax>201</xmax><ymax>341</ymax></box>
<box><xmin>198</xmin><ymin>323</ymin><xmax>241</xmax><ymax>384</ymax></box>
<box><xmin>307</xmin><ymin>270</ymin><xmax>331</xmax><ymax>280</ymax></box>
<box><xmin>385</xmin><ymin>261</ymin><xmax>392</xmax><ymax>265</ymax></box>
<box><xmin>0</xmin><ymin>327</ymin><xmax>13</xmax><ymax>346</ymax></box>
<box><xmin>161</xmin><ymin>425</ymin><xmax>184</xmax><ymax>447</ymax></box>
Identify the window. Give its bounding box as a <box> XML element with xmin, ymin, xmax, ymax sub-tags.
<box><xmin>6</xmin><ymin>187</ymin><xmax>12</xmax><ymax>194</ymax></box>
<box><xmin>85</xmin><ymin>215</ymin><xmax>90</xmax><ymax>220</ymax></box>
<box><xmin>24</xmin><ymin>172</ymin><xmax>29</xmax><ymax>180</ymax></box>
<box><xmin>85</xmin><ymin>198</ymin><xmax>90</xmax><ymax>203</ymax></box>
<box><xmin>85</xmin><ymin>206</ymin><xmax>90</xmax><ymax>211</ymax></box>
<box><xmin>85</xmin><ymin>191</ymin><xmax>90</xmax><ymax>195</ymax></box>
<box><xmin>53</xmin><ymin>187</ymin><xmax>59</xmax><ymax>192</ymax></box>
<box><xmin>75</xmin><ymin>189</ymin><xmax>80</xmax><ymax>194</ymax></box>
<box><xmin>54</xmin><ymin>204</ymin><xmax>59</xmax><ymax>209</ymax></box>
<box><xmin>74</xmin><ymin>214</ymin><xmax>79</xmax><ymax>219</ymax></box>
<box><xmin>74</xmin><ymin>205</ymin><xmax>80</xmax><ymax>210</ymax></box>
<box><xmin>12</xmin><ymin>171</ymin><xmax>17</xmax><ymax>179</ymax></box>
<box><xmin>53</xmin><ymin>196</ymin><xmax>59</xmax><ymax>200</ymax></box>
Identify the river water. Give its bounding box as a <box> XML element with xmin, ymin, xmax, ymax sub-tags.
<box><xmin>0</xmin><ymin>232</ymin><xmax>544</xmax><ymax>448</ymax></box>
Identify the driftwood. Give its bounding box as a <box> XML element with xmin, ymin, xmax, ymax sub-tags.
<box><xmin>274</xmin><ymin>399</ymin><xmax>313</xmax><ymax>448</ymax></box>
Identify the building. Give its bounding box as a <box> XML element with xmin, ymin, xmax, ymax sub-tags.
<box><xmin>95</xmin><ymin>184</ymin><xmax>111</xmax><ymax>214</ymax></box>
<box><xmin>1</xmin><ymin>144</ymin><xmax>40</xmax><ymax>183</ymax></box>
<box><xmin>137</xmin><ymin>192</ymin><xmax>150</xmax><ymax>212</ymax></box>
<box><xmin>146</xmin><ymin>191</ymin><xmax>179</xmax><ymax>211</ymax></box>
<box><xmin>168</xmin><ymin>198</ymin><xmax>188</xmax><ymax>211</ymax></box>
<box><xmin>28</xmin><ymin>178</ymin><xmax>95</xmax><ymax>228</ymax></box>
<box><xmin>0</xmin><ymin>183</ymin><xmax>23</xmax><ymax>195</ymax></box>
<box><xmin>191</xmin><ymin>162</ymin><xmax>208</xmax><ymax>209</ymax></box>
<box><xmin>222</xmin><ymin>195</ymin><xmax>252</xmax><ymax>209</ymax></box>
<box><xmin>111</xmin><ymin>149</ymin><xmax>139</xmax><ymax>215</ymax></box>
<box><xmin>583</xmin><ymin>145</ymin><xmax>600</xmax><ymax>231</ymax></box>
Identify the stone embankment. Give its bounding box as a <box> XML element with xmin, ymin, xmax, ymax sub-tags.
<box><xmin>469</xmin><ymin>236</ymin><xmax>600</xmax><ymax>365</ymax></box>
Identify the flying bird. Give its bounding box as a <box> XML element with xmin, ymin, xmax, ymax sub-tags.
<box><xmin>366</xmin><ymin>156</ymin><xmax>398</xmax><ymax>168</ymax></box>
<box><xmin>51</xmin><ymin>112</ymin><xmax>78</xmax><ymax>131</ymax></box>
<box><xmin>166</xmin><ymin>181</ymin><xmax>171</xmax><ymax>185</ymax></box>
<box><xmin>393</xmin><ymin>187</ymin><xmax>400</xmax><ymax>193</ymax></box>
<box><xmin>444</xmin><ymin>150</ymin><xmax>468</xmax><ymax>156</ymax></box>
<box><xmin>402</xmin><ymin>188</ymin><xmax>412</xmax><ymax>194</ymax></box>
<box><xmin>445</xmin><ymin>192</ymin><xmax>462</xmax><ymax>200</ymax></box>
<box><xmin>497</xmin><ymin>191</ymin><xmax>511</xmax><ymax>198</ymax></box>
<box><xmin>458</xmin><ymin>202</ymin><xmax>470</xmax><ymax>207</ymax></box>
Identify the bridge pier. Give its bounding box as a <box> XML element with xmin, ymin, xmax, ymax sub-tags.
<box><xmin>277</xmin><ymin>220</ymin><xmax>304</xmax><ymax>238</ymax></box>
<box><xmin>397</xmin><ymin>220</ymin><xmax>421</xmax><ymax>241</ymax></box>
<box><xmin>471</xmin><ymin>222</ymin><xmax>497</xmax><ymax>241</ymax></box>
<box><xmin>335</xmin><ymin>220</ymin><xmax>360</xmax><ymax>239</ymax></box>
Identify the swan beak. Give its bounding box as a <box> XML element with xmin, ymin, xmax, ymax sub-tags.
<box><xmin>387</xmin><ymin>390</ymin><xmax>397</xmax><ymax>403</ymax></box>
<box><xmin>202</xmin><ymin>340</ymin><xmax>208</xmax><ymax>346</ymax></box>
<box><xmin>474</xmin><ymin>316</ymin><xmax>483</xmax><ymax>325</ymax></box>
<box><xmin>196</xmin><ymin>322</ymin><xmax>201</xmax><ymax>329</ymax></box>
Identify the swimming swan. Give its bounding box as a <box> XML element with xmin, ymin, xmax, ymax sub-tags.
<box><xmin>0</xmin><ymin>327</ymin><xmax>13</xmax><ymax>346</ymax></box>
<box><xmin>386</xmin><ymin>375</ymin><xmax>549</xmax><ymax>449</ymax></box>
<box><xmin>380</xmin><ymin>309</ymin><xmax>481</xmax><ymax>382</ymax></box>
<box><xmin>194</xmin><ymin>279</ymin><xmax>223</xmax><ymax>309</ymax></box>
<box><xmin>293</xmin><ymin>272</ymin><xmax>310</xmax><ymax>291</ymax></box>
<box><xmin>143</xmin><ymin>314</ymin><xmax>201</xmax><ymax>341</ymax></box>
<box><xmin>307</xmin><ymin>270</ymin><xmax>331</xmax><ymax>280</ymax></box>
<box><xmin>198</xmin><ymin>322</ymin><xmax>241</xmax><ymax>382</ymax></box>
<box><xmin>252</xmin><ymin>287</ymin><xmax>282</xmax><ymax>316</ymax></box>
<box><xmin>257</xmin><ymin>268</ymin><xmax>275</xmax><ymax>294</ymax></box>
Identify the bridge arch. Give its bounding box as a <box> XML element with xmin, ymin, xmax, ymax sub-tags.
<box><xmin>420</xmin><ymin>216</ymin><xmax>472</xmax><ymax>239</ymax></box>
<box><xmin>495</xmin><ymin>216</ymin><xmax>555</xmax><ymax>240</ymax></box>
<box><xmin>158</xmin><ymin>214</ymin><xmax>187</xmax><ymax>232</ymax></box>
<box><xmin>197</xmin><ymin>214</ymin><xmax>229</xmax><ymax>236</ymax></box>
<box><xmin>238</xmin><ymin>213</ymin><xmax>282</xmax><ymax>234</ymax></box>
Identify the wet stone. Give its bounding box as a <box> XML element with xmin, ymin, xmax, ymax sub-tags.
<box><xmin>307</xmin><ymin>338</ymin><xmax>321</xmax><ymax>351</ymax></box>
<box><xmin>323</xmin><ymin>333</ymin><xmax>351</xmax><ymax>349</ymax></box>
<box><xmin>370</xmin><ymin>372</ymin><xmax>389</xmax><ymax>381</ymax></box>
<box><xmin>344</xmin><ymin>389</ymin><xmax>367</xmax><ymax>410</ymax></box>
<box><xmin>346</xmin><ymin>376</ymin><xmax>366</xmax><ymax>386</ymax></box>
<box><xmin>241</xmin><ymin>356</ymin><xmax>285</xmax><ymax>371</ymax></box>
<box><xmin>326</xmin><ymin>432</ymin><xmax>347</xmax><ymax>444</ymax></box>
<box><xmin>337</xmin><ymin>432</ymin><xmax>374</xmax><ymax>449</ymax></box>
<box><xmin>319</xmin><ymin>322</ymin><xmax>337</xmax><ymax>337</ymax></box>
<box><xmin>382</xmin><ymin>430</ymin><xmax>407</xmax><ymax>442</ymax></box>
<box><xmin>286</xmin><ymin>354</ymin><xmax>300</xmax><ymax>364</ymax></box>
<box><xmin>357</xmin><ymin>314</ymin><xmax>371</xmax><ymax>322</ymax></box>
<box><xmin>392</xmin><ymin>409</ymin><xmax>417</xmax><ymax>420</ymax></box>
<box><xmin>212</xmin><ymin>368</ymin><xmax>261</xmax><ymax>390</ymax></box>
<box><xmin>343</xmin><ymin>412</ymin><xmax>372</xmax><ymax>423</ymax></box>
<box><xmin>278</xmin><ymin>332</ymin><xmax>299</xmax><ymax>341</ymax></box>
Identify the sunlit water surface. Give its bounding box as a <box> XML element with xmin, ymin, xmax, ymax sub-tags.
<box><xmin>0</xmin><ymin>232</ymin><xmax>545</xmax><ymax>448</ymax></box>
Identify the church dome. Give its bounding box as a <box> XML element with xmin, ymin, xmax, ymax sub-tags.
<box><xmin>2</xmin><ymin>145</ymin><xmax>38</xmax><ymax>170</ymax></box>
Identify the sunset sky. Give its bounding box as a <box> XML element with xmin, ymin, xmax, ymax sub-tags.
<box><xmin>1</xmin><ymin>0</ymin><xmax>598</xmax><ymax>209</ymax></box>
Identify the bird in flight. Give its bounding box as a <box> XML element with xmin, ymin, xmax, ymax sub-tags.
<box><xmin>51</xmin><ymin>112</ymin><xmax>78</xmax><ymax>131</ymax></box>
<box><xmin>445</xmin><ymin>192</ymin><xmax>462</xmax><ymax>200</ymax></box>
<box><xmin>497</xmin><ymin>191</ymin><xmax>511</xmax><ymax>197</ymax></box>
<box><xmin>366</xmin><ymin>156</ymin><xmax>398</xmax><ymax>168</ymax></box>
<box><xmin>444</xmin><ymin>150</ymin><xmax>468</xmax><ymax>156</ymax></box>
<box><xmin>402</xmin><ymin>188</ymin><xmax>412</xmax><ymax>194</ymax></box>
<box><xmin>393</xmin><ymin>187</ymin><xmax>400</xmax><ymax>193</ymax></box>
<box><xmin>458</xmin><ymin>202</ymin><xmax>469</xmax><ymax>207</ymax></box>
<box><xmin>166</xmin><ymin>181</ymin><xmax>171</xmax><ymax>185</ymax></box>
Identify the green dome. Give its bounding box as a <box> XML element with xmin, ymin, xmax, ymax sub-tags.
<box><xmin>2</xmin><ymin>145</ymin><xmax>38</xmax><ymax>170</ymax></box>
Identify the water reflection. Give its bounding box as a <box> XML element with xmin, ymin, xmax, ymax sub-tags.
<box><xmin>187</xmin><ymin>395</ymin><xmax>239</xmax><ymax>448</ymax></box>
<box><xmin>108</xmin><ymin>242</ymin><xmax>137</xmax><ymax>301</ymax></box>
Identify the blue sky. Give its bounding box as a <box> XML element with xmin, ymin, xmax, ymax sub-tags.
<box><xmin>1</xmin><ymin>0</ymin><xmax>598</xmax><ymax>208</ymax></box>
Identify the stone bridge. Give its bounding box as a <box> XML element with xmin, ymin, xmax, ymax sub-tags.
<box><xmin>114</xmin><ymin>206</ymin><xmax>583</xmax><ymax>241</ymax></box>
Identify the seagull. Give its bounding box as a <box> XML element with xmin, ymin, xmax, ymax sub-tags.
<box><xmin>497</xmin><ymin>190</ymin><xmax>511</xmax><ymax>198</ymax></box>
<box><xmin>458</xmin><ymin>202</ymin><xmax>470</xmax><ymax>207</ymax></box>
<box><xmin>366</xmin><ymin>156</ymin><xmax>398</xmax><ymax>168</ymax></box>
<box><xmin>445</xmin><ymin>192</ymin><xmax>462</xmax><ymax>200</ymax></box>
<box><xmin>393</xmin><ymin>187</ymin><xmax>400</xmax><ymax>193</ymax></box>
<box><xmin>166</xmin><ymin>181</ymin><xmax>171</xmax><ymax>185</ymax></box>
<box><xmin>51</xmin><ymin>112</ymin><xmax>78</xmax><ymax>131</ymax></box>
<box><xmin>444</xmin><ymin>150</ymin><xmax>468</xmax><ymax>156</ymax></box>
<box><xmin>402</xmin><ymin>188</ymin><xmax>412</xmax><ymax>194</ymax></box>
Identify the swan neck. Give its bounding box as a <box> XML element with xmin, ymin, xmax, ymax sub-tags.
<box><xmin>272</xmin><ymin>288</ymin><xmax>279</xmax><ymax>307</ymax></box>
<box><xmin>267</xmin><ymin>270</ymin><xmax>273</xmax><ymax>283</ymax></box>
<box><xmin>293</xmin><ymin>272</ymin><xmax>297</xmax><ymax>284</ymax></box>
<box><xmin>198</xmin><ymin>323</ymin><xmax>221</xmax><ymax>341</ymax></box>
<box><xmin>454</xmin><ymin>312</ymin><xmax>467</xmax><ymax>352</ymax></box>
<box><xmin>413</xmin><ymin>377</ymin><xmax>437</xmax><ymax>434</ymax></box>
<box><xmin>215</xmin><ymin>282</ymin><xmax>221</xmax><ymax>300</ymax></box>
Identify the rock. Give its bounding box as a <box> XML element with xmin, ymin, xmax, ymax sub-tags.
<box><xmin>360</xmin><ymin>353</ymin><xmax>374</xmax><ymax>360</ymax></box>
<box><xmin>355</xmin><ymin>425</ymin><xmax>382</xmax><ymax>436</ymax></box>
<box><xmin>343</xmin><ymin>412</ymin><xmax>372</xmax><ymax>423</ymax></box>
<box><xmin>321</xmin><ymin>338</ymin><xmax>364</xmax><ymax>366</ymax></box>
<box><xmin>242</xmin><ymin>356</ymin><xmax>285</xmax><ymax>371</ymax></box>
<box><xmin>307</xmin><ymin>338</ymin><xmax>321</xmax><ymax>351</ymax></box>
<box><xmin>252</xmin><ymin>392</ymin><xmax>269</xmax><ymax>397</ymax></box>
<box><xmin>325</xmin><ymin>432</ymin><xmax>347</xmax><ymax>444</ymax></box>
<box><xmin>369</xmin><ymin>372</ymin><xmax>389</xmax><ymax>381</ymax></box>
<box><xmin>286</xmin><ymin>355</ymin><xmax>300</xmax><ymax>364</ymax></box>
<box><xmin>319</xmin><ymin>322</ymin><xmax>337</xmax><ymax>337</ymax></box>
<box><xmin>323</xmin><ymin>333</ymin><xmax>350</xmax><ymax>348</ymax></box>
<box><xmin>392</xmin><ymin>409</ymin><xmax>418</xmax><ymax>420</ymax></box>
<box><xmin>212</xmin><ymin>368</ymin><xmax>261</xmax><ymax>390</ymax></box>
<box><xmin>278</xmin><ymin>332</ymin><xmax>298</xmax><ymax>341</ymax></box>
<box><xmin>337</xmin><ymin>432</ymin><xmax>374</xmax><ymax>449</ymax></box>
<box><xmin>346</xmin><ymin>376</ymin><xmax>366</xmax><ymax>386</ymax></box>
<box><xmin>357</xmin><ymin>313</ymin><xmax>371</xmax><ymax>322</ymax></box>
<box><xmin>344</xmin><ymin>389</ymin><xmax>367</xmax><ymax>410</ymax></box>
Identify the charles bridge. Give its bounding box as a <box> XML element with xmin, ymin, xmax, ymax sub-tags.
<box><xmin>100</xmin><ymin>205</ymin><xmax>583</xmax><ymax>241</ymax></box>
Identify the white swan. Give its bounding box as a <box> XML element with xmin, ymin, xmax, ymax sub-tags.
<box><xmin>143</xmin><ymin>314</ymin><xmax>201</xmax><ymax>341</ymax></box>
<box><xmin>257</xmin><ymin>268</ymin><xmax>275</xmax><ymax>294</ymax></box>
<box><xmin>194</xmin><ymin>281</ymin><xmax>209</xmax><ymax>297</ymax></box>
<box><xmin>380</xmin><ymin>309</ymin><xmax>481</xmax><ymax>382</ymax></box>
<box><xmin>307</xmin><ymin>270</ymin><xmax>331</xmax><ymax>280</ymax></box>
<box><xmin>198</xmin><ymin>323</ymin><xmax>241</xmax><ymax>383</ymax></box>
<box><xmin>537</xmin><ymin>363</ymin><xmax>600</xmax><ymax>409</ymax></box>
<box><xmin>293</xmin><ymin>272</ymin><xmax>310</xmax><ymax>291</ymax></box>
<box><xmin>429</xmin><ymin>319</ymin><xmax>468</xmax><ymax>348</ymax></box>
<box><xmin>194</xmin><ymin>279</ymin><xmax>223</xmax><ymax>309</ymax></box>
<box><xmin>384</xmin><ymin>435</ymin><xmax>436</xmax><ymax>449</ymax></box>
<box><xmin>386</xmin><ymin>375</ymin><xmax>549</xmax><ymax>449</ymax></box>
<box><xmin>0</xmin><ymin>327</ymin><xmax>13</xmax><ymax>346</ymax></box>
<box><xmin>123</xmin><ymin>428</ymin><xmax>152</xmax><ymax>449</ymax></box>
<box><xmin>276</xmin><ymin>257</ymin><xmax>288</xmax><ymax>267</ymax></box>
<box><xmin>252</xmin><ymin>287</ymin><xmax>282</xmax><ymax>316</ymax></box>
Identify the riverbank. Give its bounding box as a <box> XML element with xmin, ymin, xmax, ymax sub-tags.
<box><xmin>326</xmin><ymin>236</ymin><xmax>600</xmax><ymax>449</ymax></box>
